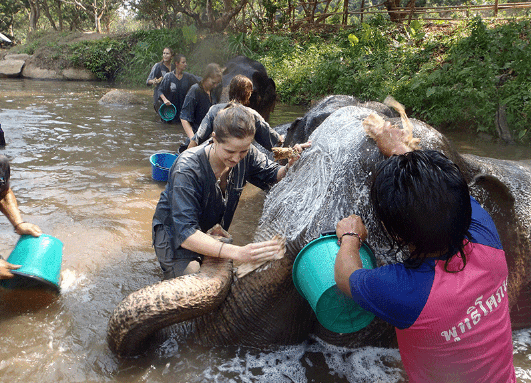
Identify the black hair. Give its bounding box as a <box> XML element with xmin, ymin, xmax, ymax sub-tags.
<box><xmin>213</xmin><ymin>103</ymin><xmax>256</xmax><ymax>143</ymax></box>
<box><xmin>0</xmin><ymin>155</ymin><xmax>11</xmax><ymax>198</ymax></box>
<box><xmin>370</xmin><ymin>150</ymin><xmax>472</xmax><ymax>271</ymax></box>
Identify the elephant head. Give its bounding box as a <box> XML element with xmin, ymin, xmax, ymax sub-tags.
<box><xmin>221</xmin><ymin>56</ymin><xmax>277</xmax><ymax>122</ymax></box>
<box><xmin>108</xmin><ymin>96</ymin><xmax>531</xmax><ymax>357</ymax></box>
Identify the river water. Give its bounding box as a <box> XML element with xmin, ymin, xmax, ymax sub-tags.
<box><xmin>0</xmin><ymin>78</ymin><xmax>531</xmax><ymax>382</ymax></box>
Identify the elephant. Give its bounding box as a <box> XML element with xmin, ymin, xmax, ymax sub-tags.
<box><xmin>107</xmin><ymin>96</ymin><xmax>531</xmax><ymax>357</ymax></box>
<box><xmin>220</xmin><ymin>55</ymin><xmax>277</xmax><ymax>122</ymax></box>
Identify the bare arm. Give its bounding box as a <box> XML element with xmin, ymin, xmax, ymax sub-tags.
<box><xmin>334</xmin><ymin>214</ymin><xmax>368</xmax><ymax>297</ymax></box>
<box><xmin>180</xmin><ymin>119</ymin><xmax>195</xmax><ymax>139</ymax></box>
<box><xmin>0</xmin><ymin>189</ymin><xmax>42</xmax><ymax>237</ymax></box>
<box><xmin>181</xmin><ymin>230</ymin><xmax>284</xmax><ymax>263</ymax></box>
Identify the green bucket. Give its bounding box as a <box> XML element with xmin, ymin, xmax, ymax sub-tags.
<box><xmin>292</xmin><ymin>233</ymin><xmax>376</xmax><ymax>333</ymax></box>
<box><xmin>1</xmin><ymin>234</ymin><xmax>63</xmax><ymax>292</ymax></box>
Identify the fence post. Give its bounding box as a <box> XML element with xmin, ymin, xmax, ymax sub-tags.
<box><xmin>343</xmin><ymin>0</ymin><xmax>349</xmax><ymax>25</ymax></box>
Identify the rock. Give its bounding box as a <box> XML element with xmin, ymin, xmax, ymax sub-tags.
<box><xmin>0</xmin><ymin>59</ymin><xmax>25</xmax><ymax>78</ymax></box>
<box><xmin>22</xmin><ymin>63</ymin><xmax>63</xmax><ymax>80</ymax></box>
<box><xmin>62</xmin><ymin>68</ymin><xmax>97</xmax><ymax>81</ymax></box>
<box><xmin>98</xmin><ymin>89</ymin><xmax>144</xmax><ymax>105</ymax></box>
<box><xmin>21</xmin><ymin>61</ymin><xmax>96</xmax><ymax>81</ymax></box>
<box><xmin>4</xmin><ymin>53</ymin><xmax>31</xmax><ymax>61</ymax></box>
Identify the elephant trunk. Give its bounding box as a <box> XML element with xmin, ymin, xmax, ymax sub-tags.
<box><xmin>107</xmin><ymin>256</ymin><xmax>233</xmax><ymax>357</ymax></box>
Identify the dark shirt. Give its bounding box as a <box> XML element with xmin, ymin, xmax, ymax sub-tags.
<box><xmin>192</xmin><ymin>103</ymin><xmax>283</xmax><ymax>151</ymax></box>
<box><xmin>146</xmin><ymin>62</ymin><xmax>176</xmax><ymax>104</ymax></box>
<box><xmin>180</xmin><ymin>83</ymin><xmax>222</xmax><ymax>133</ymax></box>
<box><xmin>152</xmin><ymin>142</ymin><xmax>280</xmax><ymax>251</ymax></box>
<box><xmin>156</xmin><ymin>71</ymin><xmax>199</xmax><ymax>121</ymax></box>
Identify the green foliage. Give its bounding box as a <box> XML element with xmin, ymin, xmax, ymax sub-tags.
<box><xmin>252</xmin><ymin>18</ymin><xmax>531</xmax><ymax>142</ymax></box>
<box><xmin>69</xmin><ymin>37</ymin><xmax>129</xmax><ymax>81</ymax></box>
<box><xmin>115</xmin><ymin>28</ymin><xmax>188</xmax><ymax>85</ymax></box>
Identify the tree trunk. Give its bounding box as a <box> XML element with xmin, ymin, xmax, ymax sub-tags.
<box><xmin>41</xmin><ymin>0</ymin><xmax>58</xmax><ymax>30</ymax></box>
<box><xmin>28</xmin><ymin>0</ymin><xmax>40</xmax><ymax>32</ymax></box>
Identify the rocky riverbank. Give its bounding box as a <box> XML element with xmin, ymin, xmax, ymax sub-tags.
<box><xmin>0</xmin><ymin>52</ymin><xmax>96</xmax><ymax>80</ymax></box>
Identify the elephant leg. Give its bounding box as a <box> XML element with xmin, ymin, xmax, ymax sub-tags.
<box><xmin>107</xmin><ymin>256</ymin><xmax>233</xmax><ymax>357</ymax></box>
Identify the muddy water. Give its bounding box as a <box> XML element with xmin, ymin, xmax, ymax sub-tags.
<box><xmin>0</xmin><ymin>78</ymin><xmax>531</xmax><ymax>382</ymax></box>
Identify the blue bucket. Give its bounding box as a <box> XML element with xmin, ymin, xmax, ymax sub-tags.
<box><xmin>293</xmin><ymin>233</ymin><xmax>377</xmax><ymax>333</ymax></box>
<box><xmin>1</xmin><ymin>234</ymin><xmax>63</xmax><ymax>292</ymax></box>
<box><xmin>158</xmin><ymin>103</ymin><xmax>177</xmax><ymax>121</ymax></box>
<box><xmin>150</xmin><ymin>153</ymin><xmax>178</xmax><ymax>182</ymax></box>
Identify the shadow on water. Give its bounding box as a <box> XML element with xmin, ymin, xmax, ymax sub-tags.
<box><xmin>0</xmin><ymin>79</ymin><xmax>530</xmax><ymax>382</ymax></box>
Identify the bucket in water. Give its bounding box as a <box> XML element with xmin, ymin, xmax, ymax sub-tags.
<box><xmin>292</xmin><ymin>233</ymin><xmax>377</xmax><ymax>333</ymax></box>
<box><xmin>150</xmin><ymin>153</ymin><xmax>178</xmax><ymax>182</ymax></box>
<box><xmin>158</xmin><ymin>103</ymin><xmax>177</xmax><ymax>122</ymax></box>
<box><xmin>1</xmin><ymin>234</ymin><xmax>63</xmax><ymax>292</ymax></box>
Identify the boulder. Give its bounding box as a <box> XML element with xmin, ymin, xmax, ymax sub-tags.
<box><xmin>0</xmin><ymin>59</ymin><xmax>25</xmax><ymax>78</ymax></box>
<box><xmin>21</xmin><ymin>61</ymin><xmax>96</xmax><ymax>81</ymax></box>
<box><xmin>98</xmin><ymin>89</ymin><xmax>144</xmax><ymax>105</ymax></box>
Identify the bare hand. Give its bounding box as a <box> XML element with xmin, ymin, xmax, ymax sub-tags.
<box><xmin>336</xmin><ymin>214</ymin><xmax>368</xmax><ymax>243</ymax></box>
<box><xmin>363</xmin><ymin>114</ymin><xmax>419</xmax><ymax>157</ymax></box>
<box><xmin>15</xmin><ymin>222</ymin><xmax>42</xmax><ymax>237</ymax></box>
<box><xmin>287</xmin><ymin>141</ymin><xmax>311</xmax><ymax>167</ymax></box>
<box><xmin>0</xmin><ymin>258</ymin><xmax>21</xmax><ymax>279</ymax></box>
<box><xmin>237</xmin><ymin>238</ymin><xmax>285</xmax><ymax>263</ymax></box>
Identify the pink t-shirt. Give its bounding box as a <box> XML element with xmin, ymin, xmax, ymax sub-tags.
<box><xmin>396</xmin><ymin>242</ymin><xmax>515</xmax><ymax>383</ymax></box>
<box><xmin>350</xmin><ymin>198</ymin><xmax>516</xmax><ymax>382</ymax></box>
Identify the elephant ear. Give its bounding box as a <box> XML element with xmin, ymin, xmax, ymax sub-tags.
<box><xmin>469</xmin><ymin>173</ymin><xmax>515</xmax><ymax>219</ymax></box>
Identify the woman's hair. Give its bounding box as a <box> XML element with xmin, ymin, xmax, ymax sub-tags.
<box><xmin>160</xmin><ymin>47</ymin><xmax>174</xmax><ymax>63</ymax></box>
<box><xmin>370</xmin><ymin>150</ymin><xmax>472</xmax><ymax>270</ymax></box>
<box><xmin>0</xmin><ymin>155</ymin><xmax>11</xmax><ymax>199</ymax></box>
<box><xmin>200</xmin><ymin>63</ymin><xmax>222</xmax><ymax>86</ymax></box>
<box><xmin>228</xmin><ymin>75</ymin><xmax>253</xmax><ymax>105</ymax></box>
<box><xmin>213</xmin><ymin>103</ymin><xmax>256</xmax><ymax>143</ymax></box>
<box><xmin>174</xmin><ymin>53</ymin><xmax>185</xmax><ymax>65</ymax></box>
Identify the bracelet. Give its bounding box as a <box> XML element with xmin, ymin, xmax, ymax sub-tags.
<box><xmin>13</xmin><ymin>221</ymin><xmax>26</xmax><ymax>232</ymax></box>
<box><xmin>218</xmin><ymin>242</ymin><xmax>225</xmax><ymax>258</ymax></box>
<box><xmin>337</xmin><ymin>232</ymin><xmax>362</xmax><ymax>247</ymax></box>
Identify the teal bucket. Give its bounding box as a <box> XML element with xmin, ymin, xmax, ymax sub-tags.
<box><xmin>158</xmin><ymin>103</ymin><xmax>177</xmax><ymax>122</ymax></box>
<box><xmin>1</xmin><ymin>234</ymin><xmax>63</xmax><ymax>292</ymax></box>
<box><xmin>293</xmin><ymin>233</ymin><xmax>376</xmax><ymax>333</ymax></box>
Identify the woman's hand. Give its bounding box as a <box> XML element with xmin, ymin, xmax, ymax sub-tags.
<box><xmin>0</xmin><ymin>258</ymin><xmax>20</xmax><ymax>279</ymax></box>
<box><xmin>14</xmin><ymin>222</ymin><xmax>42</xmax><ymax>237</ymax></box>
<box><xmin>287</xmin><ymin>141</ymin><xmax>312</xmax><ymax>167</ymax></box>
<box><xmin>336</xmin><ymin>214</ymin><xmax>367</xmax><ymax>244</ymax></box>
<box><xmin>235</xmin><ymin>238</ymin><xmax>285</xmax><ymax>263</ymax></box>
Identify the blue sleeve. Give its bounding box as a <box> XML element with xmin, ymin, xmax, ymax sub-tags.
<box><xmin>245</xmin><ymin>145</ymin><xmax>280</xmax><ymax>190</ymax></box>
<box><xmin>168</xmin><ymin>162</ymin><xmax>202</xmax><ymax>248</ymax></box>
<box><xmin>253</xmin><ymin>113</ymin><xmax>282</xmax><ymax>151</ymax></box>
<box><xmin>146</xmin><ymin>63</ymin><xmax>160</xmax><ymax>85</ymax></box>
<box><xmin>349</xmin><ymin>262</ymin><xmax>435</xmax><ymax>329</ymax></box>
<box><xmin>180</xmin><ymin>86</ymin><xmax>198</xmax><ymax>122</ymax></box>
<box><xmin>468</xmin><ymin>196</ymin><xmax>503</xmax><ymax>249</ymax></box>
<box><xmin>193</xmin><ymin>105</ymin><xmax>218</xmax><ymax>145</ymax></box>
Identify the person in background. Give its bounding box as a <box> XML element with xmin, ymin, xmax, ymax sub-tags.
<box><xmin>153</xmin><ymin>103</ymin><xmax>310</xmax><ymax>279</ymax></box>
<box><xmin>334</xmin><ymin>120</ymin><xmax>516</xmax><ymax>382</ymax></box>
<box><xmin>146</xmin><ymin>47</ymin><xmax>175</xmax><ymax>113</ymax></box>
<box><xmin>187</xmin><ymin>74</ymin><xmax>283</xmax><ymax>152</ymax></box>
<box><xmin>179</xmin><ymin>63</ymin><xmax>223</xmax><ymax>143</ymax></box>
<box><xmin>156</xmin><ymin>54</ymin><xmax>200</xmax><ymax>123</ymax></box>
<box><xmin>0</xmin><ymin>155</ymin><xmax>42</xmax><ymax>279</ymax></box>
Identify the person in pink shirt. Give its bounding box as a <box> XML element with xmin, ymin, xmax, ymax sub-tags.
<box><xmin>334</xmin><ymin>120</ymin><xmax>516</xmax><ymax>382</ymax></box>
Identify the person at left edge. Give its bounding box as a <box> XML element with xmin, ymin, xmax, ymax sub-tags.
<box><xmin>152</xmin><ymin>103</ymin><xmax>311</xmax><ymax>280</ymax></box>
<box><xmin>146</xmin><ymin>47</ymin><xmax>175</xmax><ymax>113</ymax></box>
<box><xmin>0</xmin><ymin>155</ymin><xmax>43</xmax><ymax>279</ymax></box>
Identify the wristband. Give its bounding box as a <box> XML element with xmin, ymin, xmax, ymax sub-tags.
<box><xmin>337</xmin><ymin>232</ymin><xmax>362</xmax><ymax>247</ymax></box>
